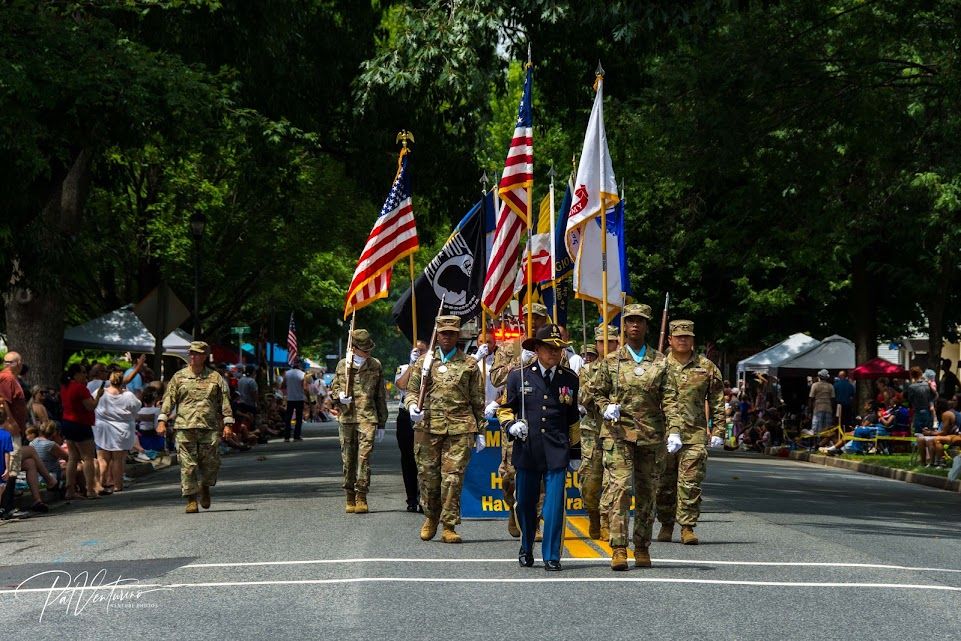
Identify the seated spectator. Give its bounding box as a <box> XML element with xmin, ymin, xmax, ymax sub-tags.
<box><xmin>1</xmin><ymin>408</ymin><xmax>59</xmax><ymax>513</ymax></box>
<box><xmin>917</xmin><ymin>399</ymin><xmax>961</xmax><ymax>467</ymax></box>
<box><xmin>29</xmin><ymin>421</ymin><xmax>69</xmax><ymax>487</ymax></box>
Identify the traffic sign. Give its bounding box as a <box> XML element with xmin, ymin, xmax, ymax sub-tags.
<box><xmin>232</xmin><ymin>326</ymin><xmax>250</xmax><ymax>334</ymax></box>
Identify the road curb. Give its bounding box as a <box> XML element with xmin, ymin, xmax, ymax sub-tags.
<box><xmin>765</xmin><ymin>447</ymin><xmax>961</xmax><ymax>493</ymax></box>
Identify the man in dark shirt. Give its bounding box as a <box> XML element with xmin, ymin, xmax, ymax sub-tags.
<box><xmin>939</xmin><ymin>359</ymin><xmax>960</xmax><ymax>401</ymax></box>
<box><xmin>904</xmin><ymin>367</ymin><xmax>936</xmax><ymax>433</ymax></box>
<box><xmin>833</xmin><ymin>370</ymin><xmax>856</xmax><ymax>428</ymax></box>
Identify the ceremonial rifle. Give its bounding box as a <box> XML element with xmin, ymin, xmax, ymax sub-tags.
<box><xmin>345</xmin><ymin>311</ymin><xmax>357</xmax><ymax>398</ymax></box>
<box><xmin>657</xmin><ymin>292</ymin><xmax>670</xmax><ymax>354</ymax></box>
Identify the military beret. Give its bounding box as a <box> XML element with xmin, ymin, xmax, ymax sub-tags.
<box><xmin>594</xmin><ymin>324</ymin><xmax>619</xmax><ymax>342</ymax></box>
<box><xmin>351</xmin><ymin>328</ymin><xmax>375</xmax><ymax>352</ymax></box>
<box><xmin>521</xmin><ymin>303</ymin><xmax>549</xmax><ymax>318</ymax></box>
<box><xmin>435</xmin><ymin>315</ymin><xmax>461</xmax><ymax>332</ymax></box>
<box><xmin>189</xmin><ymin>341</ymin><xmax>210</xmax><ymax>354</ymax></box>
<box><xmin>622</xmin><ymin>303</ymin><xmax>653</xmax><ymax>320</ymax></box>
<box><xmin>669</xmin><ymin>320</ymin><xmax>695</xmax><ymax>337</ymax></box>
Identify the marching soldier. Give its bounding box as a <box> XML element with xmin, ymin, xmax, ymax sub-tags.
<box><xmin>590</xmin><ymin>304</ymin><xmax>668</xmax><ymax>570</ymax></box>
<box><xmin>577</xmin><ymin>323</ymin><xmax>620</xmax><ymax>541</ymax></box>
<box><xmin>157</xmin><ymin>341</ymin><xmax>234</xmax><ymax>514</ymax></box>
<box><xmin>656</xmin><ymin>320</ymin><xmax>725</xmax><ymax>545</ymax></box>
<box><xmin>498</xmin><ymin>325</ymin><xmax>581</xmax><ymax>571</ymax></box>
<box><xmin>330</xmin><ymin>329</ymin><xmax>388</xmax><ymax>515</ymax></box>
<box><xmin>406</xmin><ymin>315</ymin><xmax>486</xmax><ymax>543</ymax></box>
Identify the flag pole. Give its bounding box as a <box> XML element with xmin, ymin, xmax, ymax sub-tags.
<box><xmin>525</xmin><ymin>49</ymin><xmax>534</xmax><ymax>338</ymax></box>
<box><xmin>595</xmin><ymin>62</ymin><xmax>609</xmax><ymax>352</ymax></box>
<box><xmin>547</xmin><ymin>164</ymin><xmax>557</xmax><ymax>321</ymax></box>
<box><xmin>480</xmin><ymin>171</ymin><xmax>490</xmax><ymax>385</ymax></box>
<box><xmin>396</xmin><ymin>130</ymin><xmax>417</xmax><ymax>347</ymax></box>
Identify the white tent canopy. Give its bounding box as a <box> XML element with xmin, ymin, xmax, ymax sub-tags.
<box><xmin>736</xmin><ymin>333</ymin><xmax>819</xmax><ymax>378</ymax></box>
<box><xmin>64</xmin><ymin>305</ymin><xmax>190</xmax><ymax>357</ymax></box>
<box><xmin>777</xmin><ymin>334</ymin><xmax>855</xmax><ymax>374</ymax></box>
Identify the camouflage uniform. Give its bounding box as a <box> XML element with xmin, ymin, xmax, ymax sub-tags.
<box><xmin>406</xmin><ymin>328</ymin><xmax>485</xmax><ymax>527</ymax></box>
<box><xmin>590</xmin><ymin>318</ymin><xmax>668</xmax><ymax>550</ymax></box>
<box><xmin>330</xmin><ymin>330</ymin><xmax>388</xmax><ymax>498</ymax></box>
<box><xmin>159</xmin><ymin>357</ymin><xmax>234</xmax><ymax>497</ymax></box>
<box><xmin>657</xmin><ymin>325</ymin><xmax>725</xmax><ymax>528</ymax></box>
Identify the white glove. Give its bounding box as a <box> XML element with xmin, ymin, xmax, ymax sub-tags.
<box><xmin>603</xmin><ymin>404</ymin><xmax>621</xmax><ymax>421</ymax></box>
<box><xmin>475</xmin><ymin>433</ymin><xmax>486</xmax><ymax>452</ymax></box>
<box><xmin>376</xmin><ymin>428</ymin><xmax>385</xmax><ymax>443</ymax></box>
<box><xmin>709</xmin><ymin>435</ymin><xmax>724</xmax><ymax>449</ymax></box>
<box><xmin>409</xmin><ymin>348</ymin><xmax>421</xmax><ymax>364</ymax></box>
<box><xmin>420</xmin><ymin>352</ymin><xmax>434</xmax><ymax>375</ymax></box>
<box><xmin>568</xmin><ymin>458</ymin><xmax>581</xmax><ymax>472</ymax></box>
<box><xmin>508</xmin><ymin>420</ymin><xmax>528</xmax><ymax>440</ymax></box>
<box><xmin>521</xmin><ymin>348</ymin><xmax>535</xmax><ymax>363</ymax></box>
<box><xmin>409</xmin><ymin>406</ymin><xmax>425</xmax><ymax>423</ymax></box>
<box><xmin>473</xmin><ymin>343</ymin><xmax>489</xmax><ymax>361</ymax></box>
<box><xmin>578</xmin><ymin>404</ymin><xmax>587</xmax><ymax>417</ymax></box>
<box><xmin>667</xmin><ymin>433</ymin><xmax>683</xmax><ymax>454</ymax></box>
<box><xmin>484</xmin><ymin>401</ymin><xmax>500</xmax><ymax>419</ymax></box>
<box><xmin>338</xmin><ymin>393</ymin><xmax>352</xmax><ymax>406</ymax></box>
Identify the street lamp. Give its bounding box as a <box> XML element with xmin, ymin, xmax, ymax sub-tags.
<box><xmin>190</xmin><ymin>212</ymin><xmax>206</xmax><ymax>338</ymax></box>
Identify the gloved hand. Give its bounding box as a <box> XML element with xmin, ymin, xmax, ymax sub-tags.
<box><xmin>568</xmin><ymin>458</ymin><xmax>582</xmax><ymax>472</ymax></box>
<box><xmin>484</xmin><ymin>401</ymin><xmax>500</xmax><ymax>419</ymax></box>
<box><xmin>667</xmin><ymin>433</ymin><xmax>683</xmax><ymax>454</ymax></box>
<box><xmin>475</xmin><ymin>433</ymin><xmax>486</xmax><ymax>452</ymax></box>
<box><xmin>409</xmin><ymin>406</ymin><xmax>425</xmax><ymax>423</ymax></box>
<box><xmin>376</xmin><ymin>427</ymin><xmax>385</xmax><ymax>443</ymax></box>
<box><xmin>473</xmin><ymin>343</ymin><xmax>490</xmax><ymax>361</ymax></box>
<box><xmin>508</xmin><ymin>420</ymin><xmax>528</xmax><ymax>440</ymax></box>
<box><xmin>578</xmin><ymin>404</ymin><xmax>587</xmax><ymax>417</ymax></box>
<box><xmin>338</xmin><ymin>393</ymin><xmax>352</xmax><ymax>406</ymax></box>
<box><xmin>603</xmin><ymin>404</ymin><xmax>621</xmax><ymax>421</ymax></box>
<box><xmin>521</xmin><ymin>348</ymin><xmax>535</xmax><ymax>363</ymax></box>
<box><xmin>409</xmin><ymin>348</ymin><xmax>421</xmax><ymax>364</ymax></box>
<box><xmin>420</xmin><ymin>351</ymin><xmax>434</xmax><ymax>375</ymax></box>
<box><xmin>709</xmin><ymin>435</ymin><xmax>724</xmax><ymax>449</ymax></box>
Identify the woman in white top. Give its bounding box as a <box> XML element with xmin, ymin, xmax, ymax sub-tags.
<box><xmin>93</xmin><ymin>371</ymin><xmax>142</xmax><ymax>493</ymax></box>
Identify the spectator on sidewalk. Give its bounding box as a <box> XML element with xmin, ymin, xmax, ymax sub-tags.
<box><xmin>917</xmin><ymin>399</ymin><xmax>960</xmax><ymax>467</ymax></box>
<box><xmin>834</xmin><ymin>370</ymin><xmax>855</xmax><ymax>428</ymax></box>
<box><xmin>28</xmin><ymin>385</ymin><xmax>51</xmax><ymax>426</ymax></box>
<box><xmin>905</xmin><ymin>366</ymin><xmax>936</xmax><ymax>434</ymax></box>
<box><xmin>282</xmin><ymin>360</ymin><xmax>308</xmax><ymax>442</ymax></box>
<box><xmin>123</xmin><ymin>354</ymin><xmax>148</xmax><ymax>399</ymax></box>
<box><xmin>939</xmin><ymin>359</ymin><xmax>960</xmax><ymax>400</ymax></box>
<box><xmin>29</xmin><ymin>421</ymin><xmax>68</xmax><ymax>485</ymax></box>
<box><xmin>808</xmin><ymin>369</ymin><xmax>836</xmax><ymax>435</ymax></box>
<box><xmin>237</xmin><ymin>366</ymin><xmax>258</xmax><ymax>416</ymax></box>
<box><xmin>93</xmin><ymin>371</ymin><xmax>142</xmax><ymax>493</ymax></box>
<box><xmin>86</xmin><ymin>363</ymin><xmax>108</xmax><ymax>395</ymax></box>
<box><xmin>60</xmin><ymin>364</ymin><xmax>102</xmax><ymax>500</ymax></box>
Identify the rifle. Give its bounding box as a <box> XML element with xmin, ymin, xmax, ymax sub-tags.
<box><xmin>345</xmin><ymin>311</ymin><xmax>357</xmax><ymax>397</ymax></box>
<box><xmin>416</xmin><ymin>294</ymin><xmax>447</xmax><ymax>410</ymax></box>
<box><xmin>657</xmin><ymin>292</ymin><xmax>670</xmax><ymax>354</ymax></box>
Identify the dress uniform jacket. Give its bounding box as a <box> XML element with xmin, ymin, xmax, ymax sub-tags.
<box><xmin>499</xmin><ymin>363</ymin><xmax>581</xmax><ymax>472</ymax></box>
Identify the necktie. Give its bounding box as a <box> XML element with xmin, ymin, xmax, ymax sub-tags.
<box><xmin>543</xmin><ymin>368</ymin><xmax>552</xmax><ymax>383</ymax></box>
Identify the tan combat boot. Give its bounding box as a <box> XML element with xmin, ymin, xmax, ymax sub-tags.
<box><xmin>507</xmin><ymin>508</ymin><xmax>521</xmax><ymax>538</ymax></box>
<box><xmin>354</xmin><ymin>493</ymin><xmax>369</xmax><ymax>514</ymax></box>
<box><xmin>611</xmin><ymin>546</ymin><xmax>629</xmax><ymax>571</ymax></box>
<box><xmin>634</xmin><ymin>547</ymin><xmax>652</xmax><ymax>568</ymax></box>
<box><xmin>199</xmin><ymin>485</ymin><xmax>211</xmax><ymax>510</ymax></box>
<box><xmin>587</xmin><ymin>509</ymin><xmax>601</xmax><ymax>539</ymax></box>
<box><xmin>185</xmin><ymin>495</ymin><xmax>199</xmax><ymax>514</ymax></box>
<box><xmin>345</xmin><ymin>492</ymin><xmax>356</xmax><ymax>514</ymax></box>
<box><xmin>680</xmin><ymin>525</ymin><xmax>699</xmax><ymax>545</ymax></box>
<box><xmin>656</xmin><ymin>523</ymin><xmax>673</xmax><ymax>543</ymax></box>
<box><xmin>420</xmin><ymin>517</ymin><xmax>439</xmax><ymax>541</ymax></box>
<box><xmin>441</xmin><ymin>525</ymin><xmax>462</xmax><ymax>544</ymax></box>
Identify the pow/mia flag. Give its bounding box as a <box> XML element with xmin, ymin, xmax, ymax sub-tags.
<box><xmin>393</xmin><ymin>192</ymin><xmax>495</xmax><ymax>343</ymax></box>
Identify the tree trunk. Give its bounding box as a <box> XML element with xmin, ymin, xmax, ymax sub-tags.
<box><xmin>3</xmin><ymin>288</ymin><xmax>66</xmax><ymax>388</ymax></box>
<box><xmin>850</xmin><ymin>258</ymin><xmax>878</xmax><ymax>411</ymax></box>
<box><xmin>923</xmin><ymin>260</ymin><xmax>951</xmax><ymax>372</ymax></box>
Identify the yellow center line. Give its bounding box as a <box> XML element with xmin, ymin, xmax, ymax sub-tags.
<box><xmin>568</xmin><ymin>515</ymin><xmax>615</xmax><ymax>556</ymax></box>
<box><xmin>564</xmin><ymin>523</ymin><xmax>601</xmax><ymax>559</ymax></box>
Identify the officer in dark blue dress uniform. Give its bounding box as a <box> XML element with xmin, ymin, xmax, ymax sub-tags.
<box><xmin>498</xmin><ymin>324</ymin><xmax>581</xmax><ymax>571</ymax></box>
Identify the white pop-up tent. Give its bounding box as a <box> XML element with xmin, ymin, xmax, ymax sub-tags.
<box><xmin>63</xmin><ymin>305</ymin><xmax>190</xmax><ymax>358</ymax></box>
<box><xmin>736</xmin><ymin>333</ymin><xmax>820</xmax><ymax>379</ymax></box>
<box><xmin>776</xmin><ymin>334</ymin><xmax>856</xmax><ymax>375</ymax></box>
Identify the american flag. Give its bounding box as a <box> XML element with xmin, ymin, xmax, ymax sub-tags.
<box><xmin>482</xmin><ymin>64</ymin><xmax>533</xmax><ymax>316</ymax></box>
<box><xmin>287</xmin><ymin>313</ymin><xmax>298</xmax><ymax>366</ymax></box>
<box><xmin>344</xmin><ymin>151</ymin><xmax>419</xmax><ymax>318</ymax></box>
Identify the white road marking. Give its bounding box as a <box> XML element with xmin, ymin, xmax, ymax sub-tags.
<box><xmin>179</xmin><ymin>557</ymin><xmax>961</xmax><ymax>574</ymax></box>
<box><xmin>4</xmin><ymin>576</ymin><xmax>961</xmax><ymax>595</ymax></box>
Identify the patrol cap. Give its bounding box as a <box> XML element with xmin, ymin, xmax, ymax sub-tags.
<box><xmin>622</xmin><ymin>303</ymin><xmax>653</xmax><ymax>320</ymax></box>
<box><xmin>435</xmin><ymin>315</ymin><xmax>461</xmax><ymax>333</ymax></box>
<box><xmin>189</xmin><ymin>341</ymin><xmax>210</xmax><ymax>354</ymax></box>
<box><xmin>521</xmin><ymin>303</ymin><xmax>549</xmax><ymax>318</ymax></box>
<box><xmin>351</xmin><ymin>328</ymin><xmax>375</xmax><ymax>352</ymax></box>
<box><xmin>594</xmin><ymin>324</ymin><xmax>619</xmax><ymax>342</ymax></box>
<box><xmin>669</xmin><ymin>320</ymin><xmax>695</xmax><ymax>337</ymax></box>
<box><xmin>580</xmin><ymin>344</ymin><xmax>598</xmax><ymax>357</ymax></box>
<box><xmin>522</xmin><ymin>324</ymin><xmax>572</xmax><ymax>351</ymax></box>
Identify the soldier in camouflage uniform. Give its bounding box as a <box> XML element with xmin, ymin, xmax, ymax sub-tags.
<box><xmin>589</xmin><ymin>304</ymin><xmax>668</xmax><ymax>570</ymax></box>
<box><xmin>157</xmin><ymin>341</ymin><xmax>234</xmax><ymax>514</ymax></box>
<box><xmin>577</xmin><ymin>323</ymin><xmax>620</xmax><ymax>540</ymax></box>
<box><xmin>406</xmin><ymin>315</ymin><xmax>486</xmax><ymax>544</ymax></box>
<box><xmin>489</xmin><ymin>303</ymin><xmax>555</xmax><ymax>539</ymax></box>
<box><xmin>330</xmin><ymin>329</ymin><xmax>388</xmax><ymax>515</ymax></box>
<box><xmin>656</xmin><ymin>320</ymin><xmax>725</xmax><ymax>545</ymax></box>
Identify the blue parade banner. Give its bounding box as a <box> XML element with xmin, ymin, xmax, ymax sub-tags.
<box><xmin>461</xmin><ymin>420</ymin><xmax>587</xmax><ymax>518</ymax></box>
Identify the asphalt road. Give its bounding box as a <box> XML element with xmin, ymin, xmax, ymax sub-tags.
<box><xmin>2</xmin><ymin>410</ymin><xmax>960</xmax><ymax>640</ymax></box>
